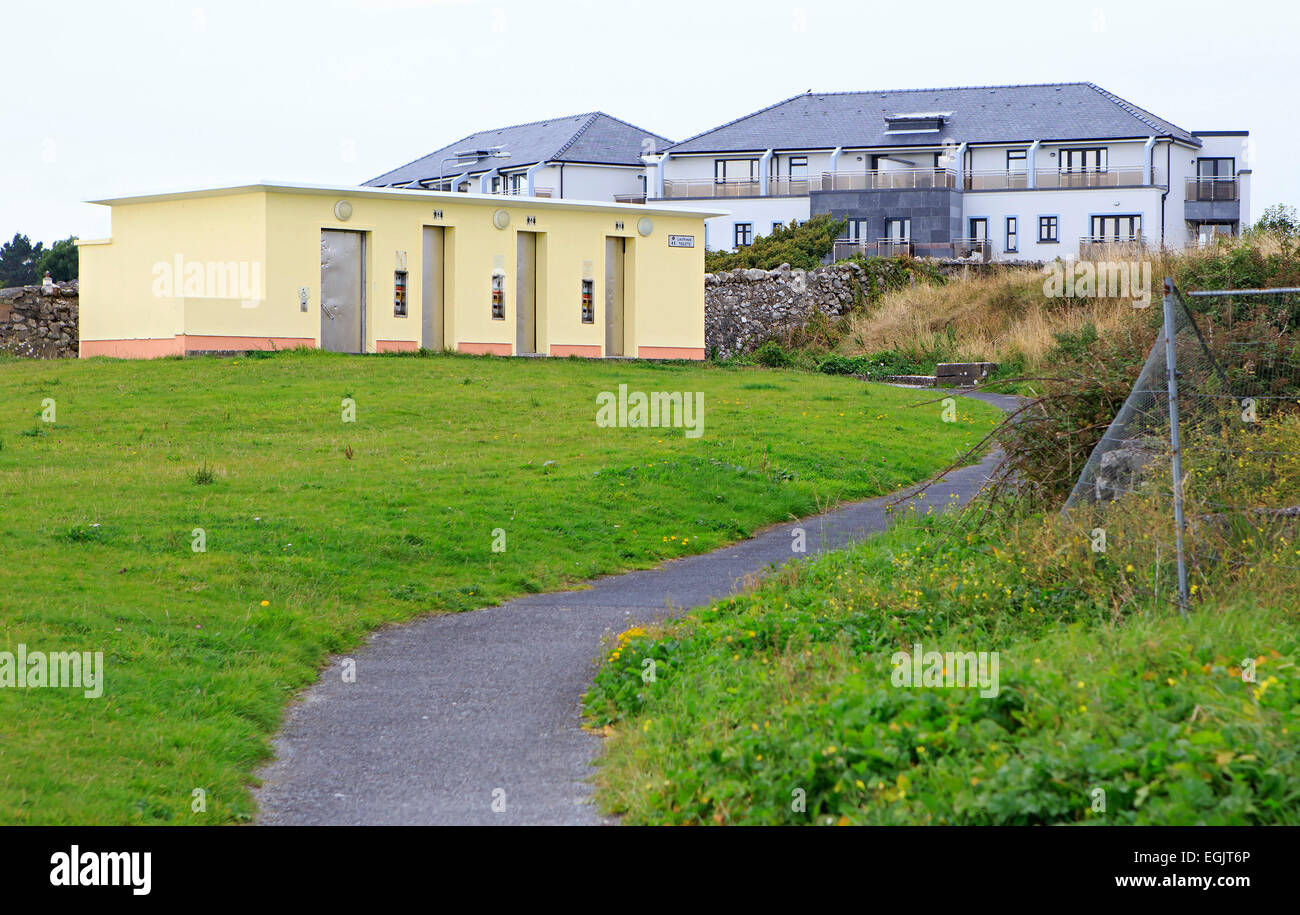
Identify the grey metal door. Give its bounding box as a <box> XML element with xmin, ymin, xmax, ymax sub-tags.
<box><xmin>604</xmin><ymin>237</ymin><xmax>624</xmax><ymax>357</ymax></box>
<box><xmin>320</xmin><ymin>230</ymin><xmax>364</xmax><ymax>353</ymax></box>
<box><xmin>421</xmin><ymin>227</ymin><xmax>445</xmax><ymax>350</ymax></box>
<box><xmin>515</xmin><ymin>232</ymin><xmax>537</xmax><ymax>355</ymax></box>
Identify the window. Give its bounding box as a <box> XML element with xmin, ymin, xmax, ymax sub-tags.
<box><xmin>1006</xmin><ymin>149</ymin><xmax>1027</xmax><ymax>172</ymax></box>
<box><xmin>1197</xmin><ymin>157</ymin><xmax>1234</xmax><ymax>178</ymax></box>
<box><xmin>771</xmin><ymin>221</ymin><xmax>784</xmax><ymax>234</ymax></box>
<box><xmin>715</xmin><ymin>159</ymin><xmax>759</xmax><ymax>183</ymax></box>
<box><xmin>1090</xmin><ymin>214</ymin><xmax>1142</xmax><ymax>242</ymax></box>
<box><xmin>1038</xmin><ymin>216</ymin><xmax>1059</xmax><ymax>243</ymax></box>
<box><xmin>734</xmin><ymin>222</ymin><xmax>753</xmax><ymax>247</ymax></box>
<box><xmin>885</xmin><ymin>218</ymin><xmax>911</xmax><ymax>241</ymax></box>
<box><xmin>1194</xmin><ymin>158</ymin><xmax>1235</xmax><ymax>201</ymax></box>
<box><xmin>1005</xmin><ymin>216</ymin><xmax>1018</xmax><ymax>253</ymax></box>
<box><xmin>491</xmin><ymin>176</ymin><xmax>502</xmax><ymax>194</ymax></box>
<box><xmin>1061</xmin><ymin>148</ymin><xmax>1107</xmax><ymax>172</ymax></box>
<box><xmin>1058</xmin><ymin>148</ymin><xmax>1107</xmax><ymax>187</ymax></box>
<box><xmin>846</xmin><ymin>219</ymin><xmax>870</xmax><ymax>242</ymax></box>
<box><xmin>508</xmin><ymin>173</ymin><xmax>524</xmax><ymax>195</ymax></box>
<box><xmin>968</xmin><ymin>218</ymin><xmax>988</xmax><ymax>242</ymax></box>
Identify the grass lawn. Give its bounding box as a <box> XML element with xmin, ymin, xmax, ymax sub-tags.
<box><xmin>0</xmin><ymin>349</ymin><xmax>997</xmax><ymax>824</ymax></box>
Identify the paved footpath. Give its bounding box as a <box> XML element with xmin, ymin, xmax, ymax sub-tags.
<box><xmin>255</xmin><ymin>391</ymin><xmax>1019</xmax><ymax>825</ymax></box>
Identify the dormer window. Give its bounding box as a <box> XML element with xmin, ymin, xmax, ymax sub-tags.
<box><xmin>884</xmin><ymin>111</ymin><xmax>952</xmax><ymax>134</ymax></box>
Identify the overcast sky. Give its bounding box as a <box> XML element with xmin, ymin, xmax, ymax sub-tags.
<box><xmin>1</xmin><ymin>0</ymin><xmax>1293</xmax><ymax>244</ymax></box>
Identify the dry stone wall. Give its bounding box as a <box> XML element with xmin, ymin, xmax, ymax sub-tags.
<box><xmin>704</xmin><ymin>263</ymin><xmax>862</xmax><ymax>359</ymax></box>
<box><xmin>0</xmin><ymin>282</ymin><xmax>79</xmax><ymax>358</ymax></box>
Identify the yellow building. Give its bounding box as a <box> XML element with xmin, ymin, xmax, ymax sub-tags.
<box><xmin>78</xmin><ymin>182</ymin><xmax>722</xmax><ymax>359</ymax></box>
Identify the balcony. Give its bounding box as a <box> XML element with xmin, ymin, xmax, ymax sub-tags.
<box><xmin>1077</xmin><ymin>235</ymin><xmax>1150</xmax><ymax>259</ymax></box>
<box><xmin>1034</xmin><ymin>167</ymin><xmax>1146</xmax><ymax>189</ymax></box>
<box><xmin>660</xmin><ymin>177</ymin><xmax>761</xmax><ymax>199</ymax></box>
<box><xmin>493</xmin><ymin>186</ymin><xmax>552</xmax><ymax>198</ymax></box>
<box><xmin>964</xmin><ymin>169</ymin><xmax>1030</xmax><ymax>191</ymax></box>
<box><xmin>1184</xmin><ymin>176</ymin><xmax>1240</xmax><ymax>224</ymax></box>
<box><xmin>832</xmin><ymin>238</ymin><xmax>991</xmax><ymax>261</ymax></box>
<box><xmin>1186</xmin><ymin>176</ymin><xmax>1238</xmax><ymax>202</ymax></box>
<box><xmin>613</xmin><ymin>193</ymin><xmax>646</xmax><ymax>204</ymax></box>
<box><xmin>659</xmin><ymin>168</ymin><xmax>958</xmax><ymax>199</ymax></box>
<box><xmin>819</xmin><ymin>168</ymin><xmax>959</xmax><ymax>191</ymax></box>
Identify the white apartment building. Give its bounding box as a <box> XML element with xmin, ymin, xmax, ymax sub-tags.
<box><xmin>647</xmin><ymin>83</ymin><xmax>1252</xmax><ymax>261</ymax></box>
<box><xmin>365</xmin><ymin>111</ymin><xmax>669</xmax><ymax>204</ymax></box>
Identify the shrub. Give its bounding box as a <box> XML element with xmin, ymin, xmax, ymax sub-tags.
<box><xmin>754</xmin><ymin>340</ymin><xmax>794</xmax><ymax>368</ymax></box>
<box><xmin>705</xmin><ymin>215</ymin><xmax>846</xmax><ymax>272</ymax></box>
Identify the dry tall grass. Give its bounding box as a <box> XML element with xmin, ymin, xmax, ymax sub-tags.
<box><xmin>838</xmin><ymin>246</ymin><xmax>1245</xmax><ymax>369</ymax></box>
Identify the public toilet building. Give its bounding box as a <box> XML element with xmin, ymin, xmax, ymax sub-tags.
<box><xmin>77</xmin><ymin>182</ymin><xmax>721</xmax><ymax>359</ymax></box>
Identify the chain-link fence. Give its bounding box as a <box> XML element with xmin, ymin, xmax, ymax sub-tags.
<box><xmin>1064</xmin><ymin>279</ymin><xmax>1300</xmax><ymax>612</ymax></box>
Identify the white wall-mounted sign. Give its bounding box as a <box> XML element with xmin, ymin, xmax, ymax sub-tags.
<box><xmin>668</xmin><ymin>235</ymin><xmax>694</xmax><ymax>248</ymax></box>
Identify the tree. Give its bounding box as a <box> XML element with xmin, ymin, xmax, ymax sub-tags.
<box><xmin>36</xmin><ymin>236</ymin><xmax>79</xmax><ymax>282</ymax></box>
<box><xmin>1252</xmin><ymin>204</ymin><xmax>1300</xmax><ymax>239</ymax></box>
<box><xmin>0</xmin><ymin>233</ymin><xmax>45</xmax><ymax>287</ymax></box>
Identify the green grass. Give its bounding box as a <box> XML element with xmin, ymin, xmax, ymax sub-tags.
<box><xmin>584</xmin><ymin>509</ymin><xmax>1300</xmax><ymax>825</ymax></box>
<box><xmin>0</xmin><ymin>348</ymin><xmax>997</xmax><ymax>824</ymax></box>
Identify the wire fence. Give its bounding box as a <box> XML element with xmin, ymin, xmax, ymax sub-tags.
<box><xmin>1063</xmin><ymin>280</ymin><xmax>1300</xmax><ymax>612</ymax></box>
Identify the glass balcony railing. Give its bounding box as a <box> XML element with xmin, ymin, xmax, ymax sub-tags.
<box><xmin>1185</xmin><ymin>176</ymin><xmax>1238</xmax><ymax>202</ymax></box>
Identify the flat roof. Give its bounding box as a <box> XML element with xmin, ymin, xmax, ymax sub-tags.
<box><xmin>87</xmin><ymin>180</ymin><xmax>729</xmax><ymax>219</ymax></box>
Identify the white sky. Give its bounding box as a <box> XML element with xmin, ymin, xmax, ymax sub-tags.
<box><xmin>1</xmin><ymin>0</ymin><xmax>1293</xmax><ymax>244</ymax></box>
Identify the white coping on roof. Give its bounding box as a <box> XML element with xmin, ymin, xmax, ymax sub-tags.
<box><xmin>87</xmin><ymin>180</ymin><xmax>729</xmax><ymax>219</ymax></box>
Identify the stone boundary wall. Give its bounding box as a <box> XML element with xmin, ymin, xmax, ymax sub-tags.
<box><xmin>0</xmin><ymin>282</ymin><xmax>79</xmax><ymax>358</ymax></box>
<box><xmin>705</xmin><ymin>263</ymin><xmax>862</xmax><ymax>360</ymax></box>
<box><xmin>705</xmin><ymin>260</ymin><xmax>1045</xmax><ymax>359</ymax></box>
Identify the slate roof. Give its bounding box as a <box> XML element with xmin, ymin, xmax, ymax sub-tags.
<box><xmin>365</xmin><ymin>113</ymin><xmax>671</xmax><ymax>187</ymax></box>
<box><xmin>666</xmin><ymin>83</ymin><xmax>1198</xmax><ymax>154</ymax></box>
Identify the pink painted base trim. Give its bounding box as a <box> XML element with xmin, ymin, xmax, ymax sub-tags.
<box><xmin>637</xmin><ymin>346</ymin><xmax>706</xmax><ymax>360</ymax></box>
<box><xmin>459</xmin><ymin>342</ymin><xmax>513</xmax><ymax>356</ymax></box>
<box><xmin>80</xmin><ymin>338</ymin><xmax>183</xmax><ymax>358</ymax></box>
<box><xmin>81</xmin><ymin>335</ymin><xmax>314</xmax><ymax>359</ymax></box>
<box><xmin>377</xmin><ymin>340</ymin><xmax>419</xmax><ymax>353</ymax></box>
<box><xmin>550</xmin><ymin>344</ymin><xmax>602</xmax><ymax>358</ymax></box>
<box><xmin>180</xmin><ymin>335</ymin><xmax>314</xmax><ymax>353</ymax></box>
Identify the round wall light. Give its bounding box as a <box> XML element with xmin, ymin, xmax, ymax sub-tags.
<box><xmin>334</xmin><ymin>200</ymin><xmax>353</xmax><ymax>221</ymax></box>
<box><xmin>637</xmin><ymin>217</ymin><xmax>654</xmax><ymax>236</ymax></box>
<box><xmin>492</xmin><ymin>209</ymin><xmax>511</xmax><ymax>229</ymax></box>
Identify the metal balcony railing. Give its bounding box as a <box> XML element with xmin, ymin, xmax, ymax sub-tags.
<box><xmin>1035</xmin><ymin>167</ymin><xmax>1146</xmax><ymax>189</ymax></box>
<box><xmin>660</xmin><ymin>177</ymin><xmax>761</xmax><ymax>198</ymax></box>
<box><xmin>833</xmin><ymin>237</ymin><xmax>992</xmax><ymax>261</ymax></box>
<box><xmin>963</xmin><ymin>169</ymin><xmax>1030</xmax><ymax>190</ymax></box>
<box><xmin>819</xmin><ymin>168</ymin><xmax>959</xmax><ymax>191</ymax></box>
<box><xmin>1078</xmin><ymin>235</ymin><xmax>1150</xmax><ymax>258</ymax></box>
<box><xmin>493</xmin><ymin>186</ymin><xmax>553</xmax><ymax>198</ymax></box>
<box><xmin>613</xmin><ymin>193</ymin><xmax>646</xmax><ymax>204</ymax></box>
<box><xmin>767</xmin><ymin>175</ymin><xmax>813</xmax><ymax>196</ymax></box>
<box><xmin>1185</xmin><ymin>176</ymin><xmax>1238</xmax><ymax>202</ymax></box>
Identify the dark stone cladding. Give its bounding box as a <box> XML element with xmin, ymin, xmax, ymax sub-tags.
<box><xmin>810</xmin><ymin>187</ymin><xmax>964</xmax><ymax>244</ymax></box>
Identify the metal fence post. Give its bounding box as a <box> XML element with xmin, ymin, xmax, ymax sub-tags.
<box><xmin>1163</xmin><ymin>277</ymin><xmax>1190</xmax><ymax>615</ymax></box>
